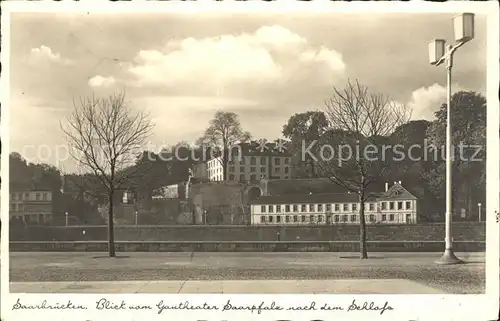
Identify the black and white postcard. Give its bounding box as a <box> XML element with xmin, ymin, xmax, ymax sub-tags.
<box><xmin>1</xmin><ymin>2</ymin><xmax>499</xmax><ymax>321</ymax></box>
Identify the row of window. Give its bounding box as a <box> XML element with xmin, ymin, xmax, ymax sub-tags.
<box><xmin>212</xmin><ymin>174</ymin><xmax>290</xmax><ymax>182</ymax></box>
<box><xmin>260</xmin><ymin>201</ymin><xmax>412</xmax><ymax>214</ymax></box>
<box><xmin>258</xmin><ymin>213</ymin><xmax>412</xmax><ymax>224</ymax></box>
<box><xmin>10</xmin><ymin>192</ymin><xmax>50</xmax><ymax>201</ymax></box>
<box><xmin>11</xmin><ymin>213</ymin><xmax>50</xmax><ymax>223</ymax></box>
<box><xmin>209</xmin><ymin>165</ymin><xmax>291</xmax><ymax>176</ymax></box>
<box><xmin>207</xmin><ymin>156</ymin><xmax>291</xmax><ymax>169</ymax></box>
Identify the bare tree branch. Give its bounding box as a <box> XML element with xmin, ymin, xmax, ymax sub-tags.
<box><xmin>60</xmin><ymin>92</ymin><xmax>154</xmax><ymax>257</ymax></box>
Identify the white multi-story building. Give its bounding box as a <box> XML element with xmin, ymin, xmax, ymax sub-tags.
<box><xmin>250</xmin><ymin>182</ymin><xmax>418</xmax><ymax>225</ymax></box>
<box><xmin>201</xmin><ymin>142</ymin><xmax>293</xmax><ymax>182</ymax></box>
<box><xmin>9</xmin><ymin>190</ymin><xmax>53</xmax><ymax>224</ymax></box>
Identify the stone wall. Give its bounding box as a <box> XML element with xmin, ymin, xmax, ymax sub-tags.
<box><xmin>10</xmin><ymin>222</ymin><xmax>485</xmax><ymax>242</ymax></box>
<box><xmin>10</xmin><ymin>240</ymin><xmax>485</xmax><ymax>252</ymax></box>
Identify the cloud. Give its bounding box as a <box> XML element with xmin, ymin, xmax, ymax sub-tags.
<box><xmin>88</xmin><ymin>75</ymin><xmax>117</xmax><ymax>88</ymax></box>
<box><xmin>407</xmin><ymin>83</ymin><xmax>464</xmax><ymax>120</ymax></box>
<box><xmin>123</xmin><ymin>25</ymin><xmax>346</xmax><ymax>93</ymax></box>
<box><xmin>29</xmin><ymin>45</ymin><xmax>72</xmax><ymax>65</ymax></box>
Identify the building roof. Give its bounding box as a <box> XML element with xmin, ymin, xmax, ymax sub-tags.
<box><xmin>251</xmin><ymin>192</ymin><xmax>377</xmax><ymax>205</ymax></box>
<box><xmin>252</xmin><ymin>181</ymin><xmax>416</xmax><ymax>205</ymax></box>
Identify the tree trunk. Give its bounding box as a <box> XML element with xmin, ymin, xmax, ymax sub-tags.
<box><xmin>359</xmin><ymin>191</ymin><xmax>368</xmax><ymax>259</ymax></box>
<box><xmin>107</xmin><ymin>192</ymin><xmax>116</xmax><ymax>257</ymax></box>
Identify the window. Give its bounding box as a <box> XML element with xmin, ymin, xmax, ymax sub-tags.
<box><xmin>309</xmin><ymin>215</ymin><xmax>315</xmax><ymax>223</ymax></box>
<box><xmin>275</xmin><ymin>167</ymin><xmax>280</xmax><ymax>173</ymax></box>
<box><xmin>389</xmin><ymin>202</ymin><xmax>395</xmax><ymax>210</ymax></box>
<box><xmin>284</xmin><ymin>167</ymin><xmax>289</xmax><ymax>174</ymax></box>
<box><xmin>318</xmin><ymin>204</ymin><xmax>323</xmax><ymax>212</ymax></box>
<box><xmin>309</xmin><ymin>204</ymin><xmax>315</xmax><ymax>212</ymax></box>
<box><xmin>301</xmin><ymin>205</ymin><xmax>307</xmax><ymax>212</ymax></box>
<box><xmin>301</xmin><ymin>215</ymin><xmax>306</xmax><ymax>222</ymax></box>
<box><xmin>293</xmin><ymin>205</ymin><xmax>298</xmax><ymax>212</ymax></box>
<box><xmin>269</xmin><ymin>216</ymin><xmax>274</xmax><ymax>223</ymax></box>
<box><xmin>261</xmin><ymin>167</ymin><xmax>266</xmax><ymax>172</ymax></box>
<box><xmin>369</xmin><ymin>203</ymin><xmax>375</xmax><ymax>211</ymax></box>
<box><xmin>239</xmin><ymin>174</ymin><xmax>245</xmax><ymax>182</ymax></box>
<box><xmin>318</xmin><ymin>215</ymin><xmax>323</xmax><ymax>223</ymax></box>
<box><xmin>229</xmin><ymin>166</ymin><xmax>235</xmax><ymax>172</ymax></box>
<box><xmin>326</xmin><ymin>204</ymin><xmax>331</xmax><ymax>212</ymax></box>
<box><xmin>25</xmin><ymin>193</ymin><xmax>29</xmax><ymax>200</ymax></box>
<box><xmin>240</xmin><ymin>157</ymin><xmax>245</xmax><ymax>164</ymax></box>
<box><xmin>275</xmin><ymin>158</ymin><xmax>281</xmax><ymax>165</ymax></box>
<box><xmin>342</xmin><ymin>214</ymin><xmax>348</xmax><ymax>222</ymax></box>
<box><xmin>276</xmin><ymin>205</ymin><xmax>282</xmax><ymax>213</ymax></box>
<box><xmin>334</xmin><ymin>204</ymin><xmax>340</xmax><ymax>211</ymax></box>
<box><xmin>261</xmin><ymin>157</ymin><xmax>267</xmax><ymax>165</ymax></box>
<box><xmin>285</xmin><ymin>205</ymin><xmax>290</xmax><ymax>212</ymax></box>
<box><xmin>11</xmin><ymin>193</ymin><xmax>16</xmax><ymax>201</ymax></box>
<box><xmin>381</xmin><ymin>202</ymin><xmax>387</xmax><ymax>210</ymax></box>
<box><xmin>405</xmin><ymin>201</ymin><xmax>411</xmax><ymax>210</ymax></box>
<box><xmin>250</xmin><ymin>175</ymin><xmax>256</xmax><ymax>181</ymax></box>
<box><xmin>261</xmin><ymin>205</ymin><xmax>266</xmax><ymax>213</ymax></box>
<box><xmin>260</xmin><ymin>216</ymin><xmax>266</xmax><ymax>223</ymax></box>
<box><xmin>229</xmin><ymin>174</ymin><xmax>235</xmax><ymax>180</ymax></box>
<box><xmin>389</xmin><ymin>214</ymin><xmax>395</xmax><ymax>221</ymax></box>
<box><xmin>352</xmin><ymin>203</ymin><xmax>357</xmax><ymax>211</ymax></box>
<box><xmin>251</xmin><ymin>167</ymin><xmax>256</xmax><ymax>173</ymax></box>
<box><xmin>36</xmin><ymin>193</ymin><xmax>41</xmax><ymax>201</ymax></box>
<box><xmin>350</xmin><ymin>215</ymin><xmax>357</xmax><ymax>222</ymax></box>
<box><xmin>276</xmin><ymin>216</ymin><xmax>281</xmax><ymax>223</ymax></box>
<box><xmin>333</xmin><ymin>215</ymin><xmax>339</xmax><ymax>222</ymax></box>
<box><xmin>382</xmin><ymin>214</ymin><xmax>387</xmax><ymax>221</ymax></box>
<box><xmin>369</xmin><ymin>214</ymin><xmax>375</xmax><ymax>222</ymax></box>
<box><xmin>268</xmin><ymin>205</ymin><xmax>274</xmax><ymax>213</ymax></box>
<box><xmin>397</xmin><ymin>201</ymin><xmax>403</xmax><ymax>210</ymax></box>
<box><xmin>293</xmin><ymin>215</ymin><xmax>298</xmax><ymax>223</ymax></box>
<box><xmin>250</xmin><ymin>157</ymin><xmax>256</xmax><ymax>165</ymax></box>
<box><xmin>285</xmin><ymin>215</ymin><xmax>290</xmax><ymax>223</ymax></box>
<box><xmin>343</xmin><ymin>204</ymin><xmax>349</xmax><ymax>211</ymax></box>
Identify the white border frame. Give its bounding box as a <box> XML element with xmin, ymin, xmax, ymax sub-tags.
<box><xmin>1</xmin><ymin>1</ymin><xmax>498</xmax><ymax>321</ymax></box>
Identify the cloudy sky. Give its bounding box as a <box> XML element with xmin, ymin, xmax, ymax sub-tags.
<box><xmin>10</xmin><ymin>12</ymin><xmax>486</xmax><ymax>172</ymax></box>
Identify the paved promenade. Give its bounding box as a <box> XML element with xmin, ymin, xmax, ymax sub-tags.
<box><xmin>11</xmin><ymin>279</ymin><xmax>445</xmax><ymax>294</ymax></box>
<box><xmin>9</xmin><ymin>252</ymin><xmax>485</xmax><ymax>294</ymax></box>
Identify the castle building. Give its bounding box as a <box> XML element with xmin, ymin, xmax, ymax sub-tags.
<box><xmin>250</xmin><ymin>181</ymin><xmax>418</xmax><ymax>225</ymax></box>
<box><xmin>194</xmin><ymin>141</ymin><xmax>293</xmax><ymax>182</ymax></box>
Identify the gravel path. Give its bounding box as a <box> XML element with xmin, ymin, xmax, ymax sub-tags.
<box><xmin>10</xmin><ymin>265</ymin><xmax>484</xmax><ymax>294</ymax></box>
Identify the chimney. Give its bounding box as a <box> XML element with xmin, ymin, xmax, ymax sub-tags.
<box><xmin>385</xmin><ymin>182</ymin><xmax>389</xmax><ymax>192</ymax></box>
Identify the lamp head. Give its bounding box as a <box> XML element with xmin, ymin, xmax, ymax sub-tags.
<box><xmin>453</xmin><ymin>13</ymin><xmax>475</xmax><ymax>43</ymax></box>
<box><xmin>428</xmin><ymin>39</ymin><xmax>446</xmax><ymax>65</ymax></box>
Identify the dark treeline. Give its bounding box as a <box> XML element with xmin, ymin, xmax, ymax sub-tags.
<box><xmin>10</xmin><ymin>90</ymin><xmax>485</xmax><ymax>223</ymax></box>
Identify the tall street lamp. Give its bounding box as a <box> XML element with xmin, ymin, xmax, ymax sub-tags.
<box><xmin>428</xmin><ymin>13</ymin><xmax>474</xmax><ymax>265</ymax></box>
<box><xmin>478</xmin><ymin>203</ymin><xmax>482</xmax><ymax>222</ymax></box>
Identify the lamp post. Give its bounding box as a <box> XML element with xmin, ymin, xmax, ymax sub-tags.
<box><xmin>135</xmin><ymin>211</ymin><xmax>138</xmax><ymax>226</ymax></box>
<box><xmin>478</xmin><ymin>203</ymin><xmax>482</xmax><ymax>222</ymax></box>
<box><xmin>65</xmin><ymin>211</ymin><xmax>69</xmax><ymax>227</ymax></box>
<box><xmin>428</xmin><ymin>13</ymin><xmax>474</xmax><ymax>265</ymax></box>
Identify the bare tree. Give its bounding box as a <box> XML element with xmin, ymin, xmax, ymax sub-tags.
<box><xmin>197</xmin><ymin>111</ymin><xmax>251</xmax><ymax>180</ymax></box>
<box><xmin>61</xmin><ymin>92</ymin><xmax>154</xmax><ymax>257</ymax></box>
<box><xmin>317</xmin><ymin>79</ymin><xmax>411</xmax><ymax>259</ymax></box>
